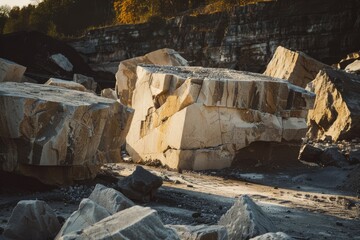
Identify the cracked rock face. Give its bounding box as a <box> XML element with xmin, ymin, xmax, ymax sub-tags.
<box><xmin>264</xmin><ymin>46</ymin><xmax>330</xmax><ymax>88</ymax></box>
<box><xmin>306</xmin><ymin>68</ymin><xmax>360</xmax><ymax>141</ymax></box>
<box><xmin>125</xmin><ymin>65</ymin><xmax>315</xmax><ymax>170</ymax></box>
<box><xmin>115</xmin><ymin>48</ymin><xmax>188</xmax><ymax>107</ymax></box>
<box><xmin>0</xmin><ymin>82</ymin><xmax>133</xmax><ymax>185</ymax></box>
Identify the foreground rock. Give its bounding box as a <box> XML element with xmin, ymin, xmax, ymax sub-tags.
<box><xmin>0</xmin><ymin>58</ymin><xmax>26</xmax><ymax>83</ymax></box>
<box><xmin>115</xmin><ymin>48</ymin><xmax>188</xmax><ymax>106</ymax></box>
<box><xmin>117</xmin><ymin>166</ymin><xmax>163</xmax><ymax>201</ymax></box>
<box><xmin>3</xmin><ymin>200</ymin><xmax>61</xmax><ymax>240</ymax></box>
<box><xmin>126</xmin><ymin>65</ymin><xmax>315</xmax><ymax>170</ymax></box>
<box><xmin>169</xmin><ymin>224</ymin><xmax>228</xmax><ymax>240</ymax></box>
<box><xmin>218</xmin><ymin>195</ymin><xmax>276</xmax><ymax>240</ymax></box>
<box><xmin>89</xmin><ymin>184</ymin><xmax>134</xmax><ymax>214</ymax></box>
<box><xmin>59</xmin><ymin>206</ymin><xmax>180</xmax><ymax>240</ymax></box>
<box><xmin>264</xmin><ymin>46</ymin><xmax>329</xmax><ymax>88</ymax></box>
<box><xmin>0</xmin><ymin>82</ymin><xmax>133</xmax><ymax>185</ymax></box>
<box><xmin>45</xmin><ymin>78</ymin><xmax>87</xmax><ymax>91</ymax></box>
<box><xmin>306</xmin><ymin>68</ymin><xmax>360</xmax><ymax>141</ymax></box>
<box><xmin>250</xmin><ymin>232</ymin><xmax>293</xmax><ymax>240</ymax></box>
<box><xmin>73</xmin><ymin>74</ymin><xmax>97</xmax><ymax>91</ymax></box>
<box><xmin>55</xmin><ymin>199</ymin><xmax>110</xmax><ymax>239</ymax></box>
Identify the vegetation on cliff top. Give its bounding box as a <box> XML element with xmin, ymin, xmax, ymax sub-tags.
<box><xmin>0</xmin><ymin>0</ymin><xmax>270</xmax><ymax>37</ymax></box>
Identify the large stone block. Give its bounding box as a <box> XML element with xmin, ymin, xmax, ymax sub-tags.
<box><xmin>58</xmin><ymin>206</ymin><xmax>180</xmax><ymax>240</ymax></box>
<box><xmin>126</xmin><ymin>65</ymin><xmax>315</xmax><ymax>170</ymax></box>
<box><xmin>306</xmin><ymin>68</ymin><xmax>360</xmax><ymax>141</ymax></box>
<box><xmin>264</xmin><ymin>46</ymin><xmax>329</xmax><ymax>88</ymax></box>
<box><xmin>0</xmin><ymin>82</ymin><xmax>133</xmax><ymax>185</ymax></box>
<box><xmin>0</xmin><ymin>58</ymin><xmax>26</xmax><ymax>83</ymax></box>
<box><xmin>115</xmin><ymin>48</ymin><xmax>188</xmax><ymax>106</ymax></box>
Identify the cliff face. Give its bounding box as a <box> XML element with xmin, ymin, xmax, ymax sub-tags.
<box><xmin>69</xmin><ymin>0</ymin><xmax>360</xmax><ymax>73</ymax></box>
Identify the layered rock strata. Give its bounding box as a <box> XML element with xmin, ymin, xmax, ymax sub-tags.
<box><xmin>306</xmin><ymin>69</ymin><xmax>360</xmax><ymax>141</ymax></box>
<box><xmin>126</xmin><ymin>65</ymin><xmax>315</xmax><ymax>170</ymax></box>
<box><xmin>0</xmin><ymin>82</ymin><xmax>133</xmax><ymax>185</ymax></box>
<box><xmin>115</xmin><ymin>48</ymin><xmax>188</xmax><ymax>106</ymax></box>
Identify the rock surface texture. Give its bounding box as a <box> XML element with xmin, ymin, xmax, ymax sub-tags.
<box><xmin>70</xmin><ymin>0</ymin><xmax>360</xmax><ymax>73</ymax></box>
<box><xmin>263</xmin><ymin>46</ymin><xmax>330</xmax><ymax>88</ymax></box>
<box><xmin>0</xmin><ymin>82</ymin><xmax>133</xmax><ymax>185</ymax></box>
<box><xmin>249</xmin><ymin>232</ymin><xmax>293</xmax><ymax>240</ymax></box>
<box><xmin>0</xmin><ymin>58</ymin><xmax>26</xmax><ymax>83</ymax></box>
<box><xmin>218</xmin><ymin>195</ymin><xmax>276</xmax><ymax>240</ymax></box>
<box><xmin>45</xmin><ymin>78</ymin><xmax>87</xmax><ymax>91</ymax></box>
<box><xmin>306</xmin><ymin>69</ymin><xmax>360</xmax><ymax>141</ymax></box>
<box><xmin>3</xmin><ymin>200</ymin><xmax>61</xmax><ymax>240</ymax></box>
<box><xmin>169</xmin><ymin>224</ymin><xmax>228</xmax><ymax>240</ymax></box>
<box><xmin>59</xmin><ymin>206</ymin><xmax>180</xmax><ymax>240</ymax></box>
<box><xmin>115</xmin><ymin>48</ymin><xmax>188</xmax><ymax>106</ymax></box>
<box><xmin>126</xmin><ymin>65</ymin><xmax>315</xmax><ymax>170</ymax></box>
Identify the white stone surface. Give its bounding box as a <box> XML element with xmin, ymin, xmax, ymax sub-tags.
<box><xmin>50</xmin><ymin>53</ymin><xmax>74</xmax><ymax>72</ymax></box>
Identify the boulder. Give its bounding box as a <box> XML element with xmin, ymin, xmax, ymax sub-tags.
<box><xmin>89</xmin><ymin>184</ymin><xmax>134</xmax><ymax>214</ymax></box>
<box><xmin>73</xmin><ymin>74</ymin><xmax>97</xmax><ymax>92</ymax></box>
<box><xmin>101</xmin><ymin>88</ymin><xmax>117</xmax><ymax>100</ymax></box>
<box><xmin>0</xmin><ymin>58</ymin><xmax>26</xmax><ymax>83</ymax></box>
<box><xmin>298</xmin><ymin>144</ymin><xmax>324</xmax><ymax>163</ymax></box>
<box><xmin>0</xmin><ymin>82</ymin><xmax>133</xmax><ymax>185</ymax></box>
<box><xmin>117</xmin><ymin>166</ymin><xmax>163</xmax><ymax>201</ymax></box>
<box><xmin>55</xmin><ymin>198</ymin><xmax>110</xmax><ymax>239</ymax></box>
<box><xmin>58</xmin><ymin>206</ymin><xmax>180</xmax><ymax>240</ymax></box>
<box><xmin>169</xmin><ymin>224</ymin><xmax>228</xmax><ymax>240</ymax></box>
<box><xmin>126</xmin><ymin>65</ymin><xmax>315</xmax><ymax>170</ymax></box>
<box><xmin>320</xmin><ymin>147</ymin><xmax>348</xmax><ymax>167</ymax></box>
<box><xmin>264</xmin><ymin>46</ymin><xmax>330</xmax><ymax>88</ymax></box>
<box><xmin>45</xmin><ymin>78</ymin><xmax>87</xmax><ymax>91</ymax></box>
<box><xmin>218</xmin><ymin>195</ymin><xmax>276</xmax><ymax>240</ymax></box>
<box><xmin>50</xmin><ymin>53</ymin><xmax>74</xmax><ymax>72</ymax></box>
<box><xmin>345</xmin><ymin>60</ymin><xmax>360</xmax><ymax>74</ymax></box>
<box><xmin>249</xmin><ymin>232</ymin><xmax>294</xmax><ymax>240</ymax></box>
<box><xmin>3</xmin><ymin>200</ymin><xmax>61</xmax><ymax>240</ymax></box>
<box><xmin>115</xmin><ymin>48</ymin><xmax>188</xmax><ymax>107</ymax></box>
<box><xmin>306</xmin><ymin>68</ymin><xmax>360</xmax><ymax>141</ymax></box>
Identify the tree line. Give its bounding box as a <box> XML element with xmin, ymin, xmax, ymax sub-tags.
<box><xmin>0</xmin><ymin>0</ymin><xmax>261</xmax><ymax>37</ymax></box>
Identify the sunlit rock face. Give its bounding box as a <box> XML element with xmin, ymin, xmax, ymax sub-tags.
<box><xmin>126</xmin><ymin>65</ymin><xmax>315</xmax><ymax>170</ymax></box>
<box><xmin>264</xmin><ymin>46</ymin><xmax>330</xmax><ymax>88</ymax></box>
<box><xmin>115</xmin><ymin>48</ymin><xmax>188</xmax><ymax>107</ymax></box>
<box><xmin>0</xmin><ymin>82</ymin><xmax>133</xmax><ymax>185</ymax></box>
<box><xmin>306</xmin><ymin>69</ymin><xmax>360</xmax><ymax>141</ymax></box>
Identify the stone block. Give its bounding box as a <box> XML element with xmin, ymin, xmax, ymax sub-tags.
<box><xmin>0</xmin><ymin>58</ymin><xmax>26</xmax><ymax>83</ymax></box>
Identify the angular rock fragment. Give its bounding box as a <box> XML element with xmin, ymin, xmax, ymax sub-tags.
<box><xmin>126</xmin><ymin>65</ymin><xmax>315</xmax><ymax>170</ymax></box>
<box><xmin>3</xmin><ymin>200</ymin><xmax>61</xmax><ymax>240</ymax></box>
<box><xmin>0</xmin><ymin>58</ymin><xmax>26</xmax><ymax>83</ymax></box>
<box><xmin>73</xmin><ymin>74</ymin><xmax>97</xmax><ymax>91</ymax></box>
<box><xmin>306</xmin><ymin>68</ymin><xmax>360</xmax><ymax>141</ymax></box>
<box><xmin>50</xmin><ymin>53</ymin><xmax>74</xmax><ymax>72</ymax></box>
<box><xmin>218</xmin><ymin>195</ymin><xmax>276</xmax><ymax>240</ymax></box>
<box><xmin>249</xmin><ymin>232</ymin><xmax>294</xmax><ymax>240</ymax></box>
<box><xmin>45</xmin><ymin>78</ymin><xmax>87</xmax><ymax>91</ymax></box>
<box><xmin>89</xmin><ymin>184</ymin><xmax>134</xmax><ymax>214</ymax></box>
<box><xmin>169</xmin><ymin>224</ymin><xmax>228</xmax><ymax>240</ymax></box>
<box><xmin>320</xmin><ymin>147</ymin><xmax>348</xmax><ymax>167</ymax></box>
<box><xmin>58</xmin><ymin>206</ymin><xmax>180</xmax><ymax>240</ymax></box>
<box><xmin>298</xmin><ymin>144</ymin><xmax>324</xmax><ymax>163</ymax></box>
<box><xmin>115</xmin><ymin>48</ymin><xmax>188</xmax><ymax>106</ymax></box>
<box><xmin>349</xmin><ymin>149</ymin><xmax>360</xmax><ymax>164</ymax></box>
<box><xmin>117</xmin><ymin>166</ymin><xmax>163</xmax><ymax>201</ymax></box>
<box><xmin>264</xmin><ymin>46</ymin><xmax>330</xmax><ymax>88</ymax></box>
<box><xmin>0</xmin><ymin>82</ymin><xmax>133</xmax><ymax>185</ymax></box>
<box><xmin>101</xmin><ymin>88</ymin><xmax>117</xmax><ymax>100</ymax></box>
<box><xmin>345</xmin><ymin>60</ymin><xmax>360</xmax><ymax>74</ymax></box>
<box><xmin>55</xmin><ymin>198</ymin><xmax>110</xmax><ymax>239</ymax></box>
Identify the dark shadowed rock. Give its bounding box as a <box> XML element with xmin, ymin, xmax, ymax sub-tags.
<box><xmin>218</xmin><ymin>195</ymin><xmax>276</xmax><ymax>240</ymax></box>
<box><xmin>58</xmin><ymin>206</ymin><xmax>180</xmax><ymax>240</ymax></box>
<box><xmin>89</xmin><ymin>184</ymin><xmax>134</xmax><ymax>214</ymax></box>
<box><xmin>320</xmin><ymin>147</ymin><xmax>348</xmax><ymax>167</ymax></box>
<box><xmin>298</xmin><ymin>144</ymin><xmax>324</xmax><ymax>163</ymax></box>
<box><xmin>3</xmin><ymin>200</ymin><xmax>61</xmax><ymax>240</ymax></box>
<box><xmin>117</xmin><ymin>166</ymin><xmax>163</xmax><ymax>201</ymax></box>
<box><xmin>169</xmin><ymin>224</ymin><xmax>228</xmax><ymax>240</ymax></box>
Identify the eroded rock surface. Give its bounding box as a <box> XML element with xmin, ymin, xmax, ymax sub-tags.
<box><xmin>306</xmin><ymin>68</ymin><xmax>360</xmax><ymax>141</ymax></box>
<box><xmin>45</xmin><ymin>78</ymin><xmax>87</xmax><ymax>91</ymax></box>
<box><xmin>0</xmin><ymin>58</ymin><xmax>26</xmax><ymax>83</ymax></box>
<box><xmin>169</xmin><ymin>224</ymin><xmax>228</xmax><ymax>240</ymax></box>
<box><xmin>0</xmin><ymin>82</ymin><xmax>133</xmax><ymax>185</ymax></box>
<box><xmin>126</xmin><ymin>65</ymin><xmax>315</xmax><ymax>170</ymax></box>
<box><xmin>218</xmin><ymin>195</ymin><xmax>276</xmax><ymax>240</ymax></box>
<box><xmin>3</xmin><ymin>200</ymin><xmax>61</xmax><ymax>240</ymax></box>
<box><xmin>115</xmin><ymin>48</ymin><xmax>188</xmax><ymax>106</ymax></box>
<box><xmin>59</xmin><ymin>206</ymin><xmax>180</xmax><ymax>240</ymax></box>
<box><xmin>264</xmin><ymin>46</ymin><xmax>330</xmax><ymax>88</ymax></box>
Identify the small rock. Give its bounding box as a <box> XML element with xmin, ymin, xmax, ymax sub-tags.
<box><xmin>249</xmin><ymin>232</ymin><xmax>294</xmax><ymax>240</ymax></box>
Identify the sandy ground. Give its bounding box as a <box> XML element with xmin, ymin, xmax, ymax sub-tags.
<box><xmin>0</xmin><ymin>163</ymin><xmax>359</xmax><ymax>239</ymax></box>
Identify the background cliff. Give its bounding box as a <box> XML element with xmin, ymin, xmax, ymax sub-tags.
<box><xmin>69</xmin><ymin>0</ymin><xmax>360</xmax><ymax>73</ymax></box>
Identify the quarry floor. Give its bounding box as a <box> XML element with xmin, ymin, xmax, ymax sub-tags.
<box><xmin>0</xmin><ymin>163</ymin><xmax>359</xmax><ymax>240</ymax></box>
